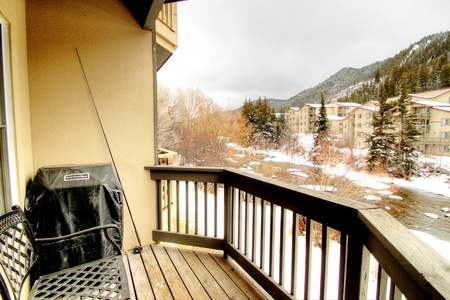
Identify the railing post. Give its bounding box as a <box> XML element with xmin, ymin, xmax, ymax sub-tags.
<box><xmin>223</xmin><ymin>182</ymin><xmax>231</xmax><ymax>259</ymax></box>
<box><xmin>156</xmin><ymin>180</ymin><xmax>162</xmax><ymax>230</ymax></box>
<box><xmin>344</xmin><ymin>233</ymin><xmax>370</xmax><ymax>300</ymax></box>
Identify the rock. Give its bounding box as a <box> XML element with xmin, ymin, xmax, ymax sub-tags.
<box><xmin>425</xmin><ymin>213</ymin><xmax>439</xmax><ymax>219</ymax></box>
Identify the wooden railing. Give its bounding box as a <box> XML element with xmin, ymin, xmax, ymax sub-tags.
<box><xmin>158</xmin><ymin>3</ymin><xmax>176</xmax><ymax>32</ymax></box>
<box><xmin>146</xmin><ymin>166</ymin><xmax>450</xmax><ymax>300</ymax></box>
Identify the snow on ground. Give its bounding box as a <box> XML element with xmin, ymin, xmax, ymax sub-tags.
<box><xmin>230</xmin><ymin>134</ymin><xmax>450</xmax><ymax>261</ymax></box>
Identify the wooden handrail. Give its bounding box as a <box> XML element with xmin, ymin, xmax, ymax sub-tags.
<box><xmin>146</xmin><ymin>165</ymin><xmax>450</xmax><ymax>300</ymax></box>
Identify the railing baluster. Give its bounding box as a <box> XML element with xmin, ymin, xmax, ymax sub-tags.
<box><xmin>320</xmin><ymin>225</ymin><xmax>330</xmax><ymax>300</ymax></box>
<box><xmin>252</xmin><ymin>196</ymin><xmax>258</xmax><ymax>263</ymax></box>
<box><xmin>338</xmin><ymin>233</ymin><xmax>348</xmax><ymax>300</ymax></box>
<box><xmin>223</xmin><ymin>183</ymin><xmax>230</xmax><ymax>258</ymax></box>
<box><xmin>214</xmin><ymin>183</ymin><xmax>218</xmax><ymax>238</ymax></box>
<box><xmin>156</xmin><ymin>180</ymin><xmax>162</xmax><ymax>230</ymax></box>
<box><xmin>269</xmin><ymin>202</ymin><xmax>275</xmax><ymax>278</ymax></box>
<box><xmin>280</xmin><ymin>207</ymin><xmax>286</xmax><ymax>287</ymax></box>
<box><xmin>204</xmin><ymin>182</ymin><xmax>208</xmax><ymax>236</ymax></box>
<box><xmin>231</xmin><ymin>188</ymin><xmax>236</xmax><ymax>245</ymax></box>
<box><xmin>167</xmin><ymin>181</ymin><xmax>172</xmax><ymax>232</ymax></box>
<box><xmin>176</xmin><ymin>181</ymin><xmax>180</xmax><ymax>233</ymax></box>
<box><xmin>389</xmin><ymin>280</ymin><xmax>402</xmax><ymax>300</ymax></box>
<box><xmin>291</xmin><ymin>213</ymin><xmax>299</xmax><ymax>297</ymax></box>
<box><xmin>260</xmin><ymin>199</ymin><xmax>267</xmax><ymax>271</ymax></box>
<box><xmin>376</xmin><ymin>265</ymin><xmax>388</xmax><ymax>300</ymax></box>
<box><xmin>236</xmin><ymin>190</ymin><xmax>242</xmax><ymax>250</ymax></box>
<box><xmin>194</xmin><ymin>182</ymin><xmax>198</xmax><ymax>235</ymax></box>
<box><xmin>245</xmin><ymin>192</ymin><xmax>250</xmax><ymax>256</ymax></box>
<box><xmin>304</xmin><ymin>218</ymin><xmax>313</xmax><ymax>300</ymax></box>
<box><xmin>185</xmin><ymin>181</ymin><xmax>189</xmax><ymax>234</ymax></box>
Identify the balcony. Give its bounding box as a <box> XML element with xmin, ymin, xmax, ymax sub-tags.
<box><xmin>128</xmin><ymin>166</ymin><xmax>450</xmax><ymax>300</ymax></box>
<box><xmin>155</xmin><ymin>3</ymin><xmax>178</xmax><ymax>70</ymax></box>
<box><xmin>419</xmin><ymin>137</ymin><xmax>450</xmax><ymax>144</ymax></box>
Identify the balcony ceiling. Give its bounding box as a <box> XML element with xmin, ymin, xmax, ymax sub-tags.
<box><xmin>125</xmin><ymin>0</ymin><xmax>185</xmax><ymax>30</ymax></box>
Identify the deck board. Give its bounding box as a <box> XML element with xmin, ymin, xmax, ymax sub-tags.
<box><xmin>125</xmin><ymin>244</ymin><xmax>269</xmax><ymax>300</ymax></box>
<box><xmin>127</xmin><ymin>250</ymin><xmax>154</xmax><ymax>300</ymax></box>
<box><xmin>165</xmin><ymin>246</ymin><xmax>210</xmax><ymax>299</ymax></box>
<box><xmin>152</xmin><ymin>244</ymin><xmax>192</xmax><ymax>299</ymax></box>
<box><xmin>141</xmin><ymin>246</ymin><xmax>173</xmax><ymax>300</ymax></box>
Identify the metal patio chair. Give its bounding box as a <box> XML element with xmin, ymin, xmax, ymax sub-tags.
<box><xmin>0</xmin><ymin>206</ymin><xmax>129</xmax><ymax>300</ymax></box>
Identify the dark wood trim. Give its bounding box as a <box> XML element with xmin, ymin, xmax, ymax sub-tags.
<box><xmin>226</xmin><ymin>243</ymin><xmax>294</xmax><ymax>300</ymax></box>
<box><xmin>152</xmin><ymin>230</ymin><xmax>225</xmax><ymax>250</ymax></box>
<box><xmin>146</xmin><ymin>166</ymin><xmax>224</xmax><ymax>182</ymax></box>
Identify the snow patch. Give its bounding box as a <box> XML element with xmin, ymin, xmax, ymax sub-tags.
<box><xmin>364</xmin><ymin>195</ymin><xmax>382</xmax><ymax>201</ymax></box>
<box><xmin>425</xmin><ymin>213</ymin><xmax>439</xmax><ymax>219</ymax></box>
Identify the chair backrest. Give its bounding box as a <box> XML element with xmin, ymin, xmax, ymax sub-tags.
<box><xmin>0</xmin><ymin>206</ymin><xmax>38</xmax><ymax>300</ymax></box>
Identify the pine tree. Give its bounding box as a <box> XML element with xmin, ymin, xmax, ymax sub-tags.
<box><xmin>392</xmin><ymin>76</ymin><xmax>421</xmax><ymax>179</ymax></box>
<box><xmin>367</xmin><ymin>85</ymin><xmax>397</xmax><ymax>171</ymax></box>
<box><xmin>314</xmin><ymin>93</ymin><xmax>330</xmax><ymax>147</ymax></box>
<box><xmin>241</xmin><ymin>97</ymin><xmax>286</xmax><ymax>148</ymax></box>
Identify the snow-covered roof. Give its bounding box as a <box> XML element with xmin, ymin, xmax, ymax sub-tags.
<box><xmin>305</xmin><ymin>103</ymin><xmax>322</xmax><ymax>108</ymax></box>
<box><xmin>431</xmin><ymin>106</ymin><xmax>450</xmax><ymax>113</ymax></box>
<box><xmin>327</xmin><ymin>115</ymin><xmax>345</xmax><ymax>121</ymax></box>
<box><xmin>289</xmin><ymin>107</ymin><xmax>300</xmax><ymax>110</ymax></box>
<box><xmin>413</xmin><ymin>100</ymin><xmax>450</xmax><ymax>107</ymax></box>
<box><xmin>335</xmin><ymin>102</ymin><xmax>361</xmax><ymax>107</ymax></box>
<box><xmin>353</xmin><ymin>106</ymin><xmax>377</xmax><ymax>112</ymax></box>
<box><xmin>410</xmin><ymin>88</ymin><xmax>450</xmax><ymax>99</ymax></box>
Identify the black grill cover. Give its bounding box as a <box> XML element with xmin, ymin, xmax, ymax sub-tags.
<box><xmin>25</xmin><ymin>163</ymin><xmax>124</xmax><ymax>275</ymax></box>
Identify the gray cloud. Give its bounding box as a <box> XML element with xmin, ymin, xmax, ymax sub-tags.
<box><xmin>158</xmin><ymin>0</ymin><xmax>450</xmax><ymax>108</ymax></box>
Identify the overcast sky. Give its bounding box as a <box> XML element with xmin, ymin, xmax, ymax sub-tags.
<box><xmin>157</xmin><ymin>0</ymin><xmax>450</xmax><ymax>109</ymax></box>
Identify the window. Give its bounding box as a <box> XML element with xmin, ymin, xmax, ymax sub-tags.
<box><xmin>440</xmin><ymin>132</ymin><xmax>450</xmax><ymax>138</ymax></box>
<box><xmin>366</xmin><ymin>122</ymin><xmax>371</xmax><ymax>128</ymax></box>
<box><xmin>441</xmin><ymin>118</ymin><xmax>450</xmax><ymax>126</ymax></box>
<box><xmin>366</xmin><ymin>113</ymin><xmax>372</xmax><ymax>119</ymax></box>
<box><xmin>357</xmin><ymin>123</ymin><xmax>362</xmax><ymax>128</ymax></box>
<box><xmin>0</xmin><ymin>22</ymin><xmax>13</xmax><ymax>214</ymax></box>
<box><xmin>357</xmin><ymin>114</ymin><xmax>362</xmax><ymax>119</ymax></box>
<box><xmin>439</xmin><ymin>145</ymin><xmax>449</xmax><ymax>152</ymax></box>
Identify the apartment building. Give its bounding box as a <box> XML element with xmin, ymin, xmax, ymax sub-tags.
<box><xmin>409</xmin><ymin>88</ymin><xmax>450</xmax><ymax>154</ymax></box>
<box><xmin>288</xmin><ymin>102</ymin><xmax>360</xmax><ymax>135</ymax></box>
<box><xmin>288</xmin><ymin>88</ymin><xmax>450</xmax><ymax>154</ymax></box>
<box><xmin>344</xmin><ymin>103</ymin><xmax>377</xmax><ymax>148</ymax></box>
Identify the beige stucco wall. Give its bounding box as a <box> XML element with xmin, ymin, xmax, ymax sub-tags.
<box><xmin>26</xmin><ymin>0</ymin><xmax>156</xmax><ymax>250</ymax></box>
<box><xmin>0</xmin><ymin>0</ymin><xmax>34</xmax><ymax>206</ymax></box>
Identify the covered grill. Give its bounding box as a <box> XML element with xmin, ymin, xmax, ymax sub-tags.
<box><xmin>25</xmin><ymin>163</ymin><xmax>124</xmax><ymax>275</ymax></box>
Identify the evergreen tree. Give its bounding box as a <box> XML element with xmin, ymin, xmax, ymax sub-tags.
<box><xmin>314</xmin><ymin>93</ymin><xmax>330</xmax><ymax>147</ymax></box>
<box><xmin>418</xmin><ymin>63</ymin><xmax>429</xmax><ymax>92</ymax></box>
<box><xmin>392</xmin><ymin>77</ymin><xmax>421</xmax><ymax>179</ymax></box>
<box><xmin>367</xmin><ymin>85</ymin><xmax>397</xmax><ymax>171</ymax></box>
<box><xmin>241</xmin><ymin>97</ymin><xmax>286</xmax><ymax>148</ymax></box>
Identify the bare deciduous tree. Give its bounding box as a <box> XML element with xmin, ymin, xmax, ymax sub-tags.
<box><xmin>157</xmin><ymin>85</ymin><xmax>249</xmax><ymax>166</ymax></box>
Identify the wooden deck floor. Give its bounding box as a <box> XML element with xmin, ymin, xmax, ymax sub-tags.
<box><xmin>123</xmin><ymin>244</ymin><xmax>269</xmax><ymax>300</ymax></box>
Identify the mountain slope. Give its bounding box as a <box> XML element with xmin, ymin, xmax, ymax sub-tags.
<box><xmin>287</xmin><ymin>31</ymin><xmax>450</xmax><ymax>107</ymax></box>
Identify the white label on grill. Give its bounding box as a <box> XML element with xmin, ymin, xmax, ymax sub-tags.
<box><xmin>64</xmin><ymin>173</ymin><xmax>90</xmax><ymax>181</ymax></box>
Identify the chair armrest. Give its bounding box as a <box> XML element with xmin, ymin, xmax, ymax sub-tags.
<box><xmin>36</xmin><ymin>224</ymin><xmax>122</xmax><ymax>253</ymax></box>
